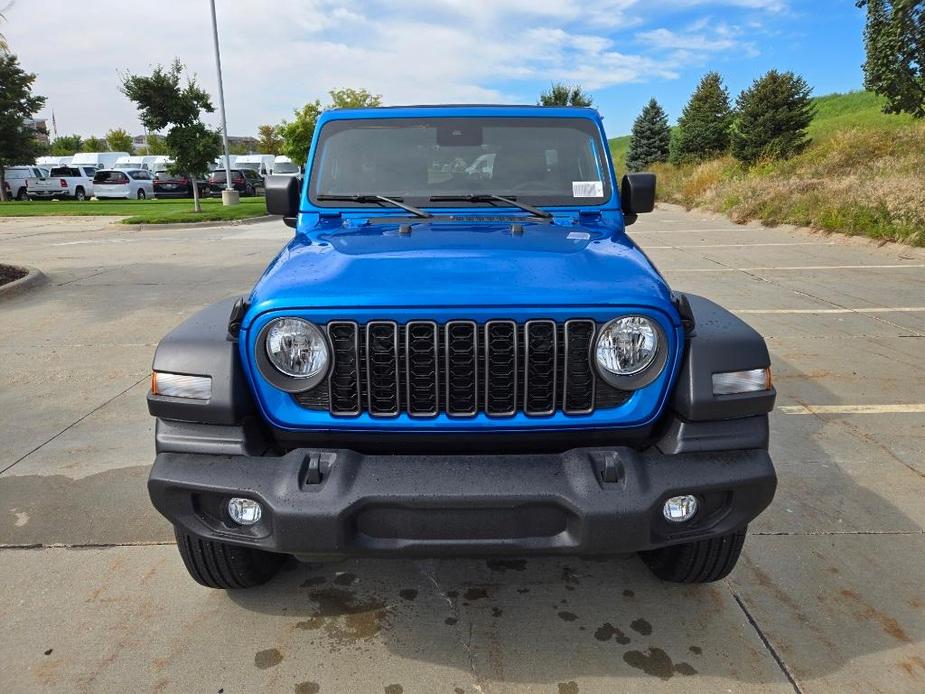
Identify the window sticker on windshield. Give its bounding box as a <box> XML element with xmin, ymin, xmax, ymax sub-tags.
<box><xmin>572</xmin><ymin>181</ymin><xmax>604</xmax><ymax>197</ymax></box>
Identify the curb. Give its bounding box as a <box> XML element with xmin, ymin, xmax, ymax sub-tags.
<box><xmin>121</xmin><ymin>215</ymin><xmax>277</xmax><ymax>231</ymax></box>
<box><xmin>0</xmin><ymin>264</ymin><xmax>46</xmax><ymax>300</ymax></box>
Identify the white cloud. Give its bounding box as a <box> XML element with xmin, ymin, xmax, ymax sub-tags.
<box><xmin>4</xmin><ymin>0</ymin><xmax>782</xmax><ymax>138</ymax></box>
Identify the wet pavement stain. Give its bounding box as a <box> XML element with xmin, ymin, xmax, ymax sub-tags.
<box><xmin>463</xmin><ymin>587</ymin><xmax>488</xmax><ymax>601</ymax></box>
<box><xmin>561</xmin><ymin>566</ymin><xmax>581</xmax><ymax>586</ymax></box>
<box><xmin>594</xmin><ymin>622</ymin><xmax>630</xmax><ymax>645</ymax></box>
<box><xmin>444</xmin><ymin>617</ymin><xmax>458</xmax><ymax>626</ymax></box>
<box><xmin>294</xmin><ymin>683</ymin><xmax>320</xmax><ymax>694</ymax></box>
<box><xmin>398</xmin><ymin>588</ymin><xmax>418</xmax><ymax>601</ymax></box>
<box><xmin>557</xmin><ymin>611</ymin><xmax>578</xmax><ymax>622</ymax></box>
<box><xmin>486</xmin><ymin>559</ymin><xmax>527</xmax><ymax>572</ymax></box>
<box><xmin>384</xmin><ymin>685</ymin><xmax>403</xmax><ymax>694</ymax></box>
<box><xmin>630</xmin><ymin>618</ymin><xmax>653</xmax><ymax>636</ymax></box>
<box><xmin>622</xmin><ymin>648</ymin><xmax>697</xmax><ymax>680</ymax></box>
<box><xmin>491</xmin><ymin>607</ymin><xmax>503</xmax><ymax>618</ymax></box>
<box><xmin>43</xmin><ymin>649</ymin><xmax>53</xmax><ymax>656</ymax></box>
<box><xmin>623</xmin><ymin>589</ymin><xmax>635</xmax><ymax>598</ymax></box>
<box><xmin>333</xmin><ymin>573</ymin><xmax>357</xmax><ymax>586</ymax></box>
<box><xmin>558</xmin><ymin>681</ymin><xmax>579</xmax><ymax>694</ymax></box>
<box><xmin>301</xmin><ymin>588</ymin><xmax>390</xmax><ymax>647</ymax></box>
<box><xmin>300</xmin><ymin>576</ymin><xmax>327</xmax><ymax>588</ymax></box>
<box><xmin>689</xmin><ymin>646</ymin><xmax>703</xmax><ymax>655</ymax></box>
<box><xmin>516</xmin><ymin>588</ymin><xmax>530</xmax><ymax>594</ymax></box>
<box><xmin>254</xmin><ymin>648</ymin><xmax>283</xmax><ymax>670</ymax></box>
<box><xmin>446</xmin><ymin>590</ymin><xmax>459</xmax><ymax>599</ymax></box>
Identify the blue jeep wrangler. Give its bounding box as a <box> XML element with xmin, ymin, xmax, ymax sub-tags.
<box><xmin>147</xmin><ymin>105</ymin><xmax>776</xmax><ymax>589</ymax></box>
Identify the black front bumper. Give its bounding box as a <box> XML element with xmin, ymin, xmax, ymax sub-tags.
<box><xmin>149</xmin><ymin>445</ymin><xmax>775</xmax><ymax>557</ymax></box>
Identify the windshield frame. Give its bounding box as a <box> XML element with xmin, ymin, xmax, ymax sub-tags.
<box><xmin>307</xmin><ymin>116</ymin><xmax>614</xmax><ymax>211</ymax></box>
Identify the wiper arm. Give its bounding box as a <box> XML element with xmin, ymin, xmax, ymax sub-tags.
<box><xmin>429</xmin><ymin>194</ymin><xmax>553</xmax><ymax>219</ymax></box>
<box><xmin>317</xmin><ymin>194</ymin><xmax>432</xmax><ymax>218</ymax></box>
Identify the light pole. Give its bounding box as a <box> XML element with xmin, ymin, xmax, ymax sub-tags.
<box><xmin>209</xmin><ymin>0</ymin><xmax>238</xmax><ymax>206</ymax></box>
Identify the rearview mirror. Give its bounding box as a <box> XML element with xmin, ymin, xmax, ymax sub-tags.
<box><xmin>620</xmin><ymin>173</ymin><xmax>656</xmax><ymax>226</ymax></box>
<box><xmin>265</xmin><ymin>175</ymin><xmax>300</xmax><ymax>227</ymax></box>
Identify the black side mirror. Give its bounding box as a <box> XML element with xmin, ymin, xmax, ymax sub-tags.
<box><xmin>620</xmin><ymin>173</ymin><xmax>656</xmax><ymax>226</ymax></box>
<box><xmin>265</xmin><ymin>175</ymin><xmax>300</xmax><ymax>227</ymax></box>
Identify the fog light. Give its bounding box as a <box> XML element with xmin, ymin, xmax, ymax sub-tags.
<box><xmin>227</xmin><ymin>497</ymin><xmax>262</xmax><ymax>525</ymax></box>
<box><xmin>663</xmin><ymin>495</ymin><xmax>698</xmax><ymax>522</ymax></box>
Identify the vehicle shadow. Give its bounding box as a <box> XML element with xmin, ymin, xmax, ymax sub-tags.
<box><xmin>227</xmin><ymin>354</ymin><xmax>924</xmax><ymax>689</ymax></box>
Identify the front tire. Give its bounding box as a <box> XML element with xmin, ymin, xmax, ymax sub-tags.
<box><xmin>74</xmin><ymin>187</ymin><xmax>86</xmax><ymax>201</ymax></box>
<box><xmin>137</xmin><ymin>189</ymin><xmax>146</xmax><ymax>200</ymax></box>
<box><xmin>640</xmin><ymin>528</ymin><xmax>747</xmax><ymax>583</ymax></box>
<box><xmin>174</xmin><ymin>527</ymin><xmax>283</xmax><ymax>589</ymax></box>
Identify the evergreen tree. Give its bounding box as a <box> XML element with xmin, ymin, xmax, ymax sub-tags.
<box><xmin>538</xmin><ymin>83</ymin><xmax>593</xmax><ymax>107</ymax></box>
<box><xmin>625</xmin><ymin>98</ymin><xmax>671</xmax><ymax>172</ymax></box>
<box><xmin>730</xmin><ymin>70</ymin><xmax>815</xmax><ymax>164</ymax></box>
<box><xmin>671</xmin><ymin>72</ymin><xmax>732</xmax><ymax>163</ymax></box>
<box><xmin>0</xmin><ymin>53</ymin><xmax>46</xmax><ymax>201</ymax></box>
<box><xmin>857</xmin><ymin>0</ymin><xmax>925</xmax><ymax>118</ymax></box>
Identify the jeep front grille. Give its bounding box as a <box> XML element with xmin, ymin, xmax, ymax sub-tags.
<box><xmin>293</xmin><ymin>320</ymin><xmax>631</xmax><ymax>417</ymax></box>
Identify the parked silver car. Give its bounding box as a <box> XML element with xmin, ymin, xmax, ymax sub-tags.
<box><xmin>93</xmin><ymin>169</ymin><xmax>155</xmax><ymax>200</ymax></box>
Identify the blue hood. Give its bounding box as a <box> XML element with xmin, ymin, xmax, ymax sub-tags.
<box><xmin>244</xmin><ymin>217</ymin><xmax>677</xmax><ymax>322</ymax></box>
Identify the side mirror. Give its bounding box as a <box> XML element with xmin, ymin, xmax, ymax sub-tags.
<box><xmin>620</xmin><ymin>173</ymin><xmax>656</xmax><ymax>226</ymax></box>
<box><xmin>265</xmin><ymin>175</ymin><xmax>300</xmax><ymax>227</ymax></box>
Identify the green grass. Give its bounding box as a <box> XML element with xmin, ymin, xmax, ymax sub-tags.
<box><xmin>608</xmin><ymin>134</ymin><xmax>632</xmax><ymax>175</ymax></box>
<box><xmin>808</xmin><ymin>90</ymin><xmax>915</xmax><ymax>139</ymax></box>
<box><xmin>0</xmin><ymin>196</ymin><xmax>269</xmax><ymax>224</ymax></box>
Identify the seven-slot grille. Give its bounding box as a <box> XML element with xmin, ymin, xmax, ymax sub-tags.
<box><xmin>294</xmin><ymin>319</ymin><xmax>631</xmax><ymax>417</ymax></box>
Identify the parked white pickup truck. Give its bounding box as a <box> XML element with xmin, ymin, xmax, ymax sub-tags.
<box><xmin>26</xmin><ymin>165</ymin><xmax>97</xmax><ymax>201</ymax></box>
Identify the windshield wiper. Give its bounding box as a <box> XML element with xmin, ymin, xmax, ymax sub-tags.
<box><xmin>428</xmin><ymin>194</ymin><xmax>553</xmax><ymax>219</ymax></box>
<box><xmin>317</xmin><ymin>194</ymin><xmax>432</xmax><ymax>218</ymax></box>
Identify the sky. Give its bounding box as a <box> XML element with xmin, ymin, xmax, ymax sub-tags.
<box><xmin>5</xmin><ymin>0</ymin><xmax>868</xmax><ymax>140</ymax></box>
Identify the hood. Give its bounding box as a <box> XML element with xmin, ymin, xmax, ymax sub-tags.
<box><xmin>245</xmin><ymin>218</ymin><xmax>676</xmax><ymax>322</ymax></box>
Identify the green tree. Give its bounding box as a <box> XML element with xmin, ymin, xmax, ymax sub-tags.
<box><xmin>278</xmin><ymin>101</ymin><xmax>321</xmax><ymax>166</ymax></box>
<box><xmin>857</xmin><ymin>0</ymin><xmax>925</xmax><ymax>118</ymax></box>
<box><xmin>538</xmin><ymin>82</ymin><xmax>593</xmax><ymax>106</ymax></box>
<box><xmin>0</xmin><ymin>52</ymin><xmax>46</xmax><ymax>200</ymax></box>
<box><xmin>50</xmin><ymin>134</ymin><xmax>81</xmax><ymax>156</ymax></box>
<box><xmin>121</xmin><ymin>60</ymin><xmax>221</xmax><ymax>211</ymax></box>
<box><xmin>730</xmin><ymin>70</ymin><xmax>815</xmax><ymax>164</ymax></box>
<box><xmin>256</xmin><ymin>124</ymin><xmax>282</xmax><ymax>154</ymax></box>
<box><xmin>671</xmin><ymin>72</ymin><xmax>732</xmax><ymax>164</ymax></box>
<box><xmin>106</xmin><ymin>127</ymin><xmax>134</xmax><ymax>153</ymax></box>
<box><xmin>138</xmin><ymin>134</ymin><xmax>168</xmax><ymax>155</ymax></box>
<box><xmin>625</xmin><ymin>98</ymin><xmax>671</xmax><ymax>172</ymax></box>
<box><xmin>81</xmin><ymin>136</ymin><xmax>106</xmax><ymax>152</ymax></box>
<box><xmin>328</xmin><ymin>87</ymin><xmax>382</xmax><ymax>109</ymax></box>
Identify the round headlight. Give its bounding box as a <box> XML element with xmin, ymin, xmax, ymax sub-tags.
<box><xmin>595</xmin><ymin>315</ymin><xmax>666</xmax><ymax>388</ymax></box>
<box><xmin>264</xmin><ymin>318</ymin><xmax>328</xmax><ymax>379</ymax></box>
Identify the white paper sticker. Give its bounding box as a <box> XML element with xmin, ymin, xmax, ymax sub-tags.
<box><xmin>572</xmin><ymin>181</ymin><xmax>604</xmax><ymax>197</ymax></box>
<box><xmin>567</xmin><ymin>231</ymin><xmax>590</xmax><ymax>241</ymax></box>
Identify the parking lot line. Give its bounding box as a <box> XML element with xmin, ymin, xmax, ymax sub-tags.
<box><xmin>640</xmin><ymin>242</ymin><xmax>839</xmax><ymax>249</ymax></box>
<box><xmin>734</xmin><ymin>307</ymin><xmax>925</xmax><ymax>314</ymax></box>
<box><xmin>670</xmin><ymin>264</ymin><xmax>925</xmax><ymax>272</ymax></box>
<box><xmin>778</xmin><ymin>404</ymin><xmax>925</xmax><ymax>415</ymax></box>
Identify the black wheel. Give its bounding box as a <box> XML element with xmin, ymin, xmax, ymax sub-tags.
<box><xmin>74</xmin><ymin>187</ymin><xmax>86</xmax><ymax>201</ymax></box>
<box><xmin>137</xmin><ymin>189</ymin><xmax>146</xmax><ymax>200</ymax></box>
<box><xmin>640</xmin><ymin>528</ymin><xmax>747</xmax><ymax>583</ymax></box>
<box><xmin>174</xmin><ymin>527</ymin><xmax>283</xmax><ymax>589</ymax></box>
<box><xmin>16</xmin><ymin>187</ymin><xmax>28</xmax><ymax>201</ymax></box>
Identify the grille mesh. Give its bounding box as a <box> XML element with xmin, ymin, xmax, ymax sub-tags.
<box><xmin>296</xmin><ymin>319</ymin><xmax>632</xmax><ymax>417</ymax></box>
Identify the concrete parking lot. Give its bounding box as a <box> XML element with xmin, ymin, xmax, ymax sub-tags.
<box><xmin>0</xmin><ymin>207</ymin><xmax>923</xmax><ymax>693</ymax></box>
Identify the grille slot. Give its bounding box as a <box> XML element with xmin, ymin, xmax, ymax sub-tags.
<box><xmin>484</xmin><ymin>320</ymin><xmax>518</xmax><ymax>416</ymax></box>
<box><xmin>406</xmin><ymin>321</ymin><xmax>439</xmax><ymax>416</ymax></box>
<box><xmin>445</xmin><ymin>320</ymin><xmax>478</xmax><ymax>417</ymax></box>
<box><xmin>294</xmin><ymin>319</ymin><xmax>634</xmax><ymax>417</ymax></box>
<box><xmin>327</xmin><ymin>321</ymin><xmax>361</xmax><ymax>415</ymax></box>
<box><xmin>524</xmin><ymin>320</ymin><xmax>558</xmax><ymax>416</ymax></box>
<box><xmin>563</xmin><ymin>320</ymin><xmax>596</xmax><ymax>414</ymax></box>
<box><xmin>365</xmin><ymin>321</ymin><xmax>400</xmax><ymax>416</ymax></box>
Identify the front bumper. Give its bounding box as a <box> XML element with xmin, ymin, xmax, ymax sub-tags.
<box><xmin>149</xmin><ymin>446</ymin><xmax>775</xmax><ymax>557</ymax></box>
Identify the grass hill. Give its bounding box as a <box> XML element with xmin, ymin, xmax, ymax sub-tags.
<box><xmin>608</xmin><ymin>91</ymin><xmax>925</xmax><ymax>246</ymax></box>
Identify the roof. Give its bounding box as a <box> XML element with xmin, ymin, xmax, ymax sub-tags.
<box><xmin>319</xmin><ymin>104</ymin><xmax>602</xmax><ymax>123</ymax></box>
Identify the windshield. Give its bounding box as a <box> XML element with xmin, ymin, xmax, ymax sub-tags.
<box><xmin>309</xmin><ymin>116</ymin><xmax>611</xmax><ymax>208</ymax></box>
<box><xmin>273</xmin><ymin>162</ymin><xmax>299</xmax><ymax>173</ymax></box>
